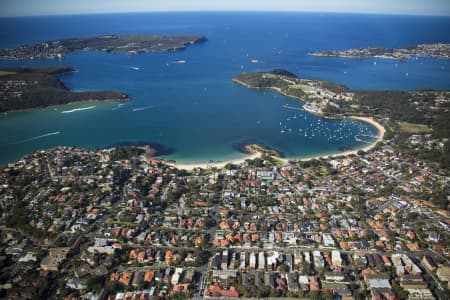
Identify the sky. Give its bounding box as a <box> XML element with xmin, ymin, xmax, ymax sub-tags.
<box><xmin>0</xmin><ymin>0</ymin><xmax>449</xmax><ymax>17</ymax></box>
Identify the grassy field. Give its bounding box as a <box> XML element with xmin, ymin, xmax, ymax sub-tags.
<box><xmin>0</xmin><ymin>71</ymin><xmax>16</xmax><ymax>76</ymax></box>
<box><xmin>399</xmin><ymin>122</ymin><xmax>431</xmax><ymax>134</ymax></box>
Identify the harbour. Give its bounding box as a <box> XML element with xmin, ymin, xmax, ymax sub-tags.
<box><xmin>0</xmin><ymin>12</ymin><xmax>448</xmax><ymax>166</ymax></box>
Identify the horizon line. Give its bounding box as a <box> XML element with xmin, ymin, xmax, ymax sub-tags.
<box><xmin>1</xmin><ymin>9</ymin><xmax>450</xmax><ymax>18</ymax></box>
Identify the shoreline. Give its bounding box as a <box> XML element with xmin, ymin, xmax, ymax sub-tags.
<box><xmin>293</xmin><ymin>116</ymin><xmax>385</xmax><ymax>163</ymax></box>
<box><xmin>165</xmin><ymin>116</ymin><xmax>386</xmax><ymax>170</ymax></box>
<box><xmin>0</xmin><ymin>112</ymin><xmax>386</xmax><ymax>170</ymax></box>
<box><xmin>166</xmin><ymin>151</ymin><xmax>263</xmax><ymax>170</ymax></box>
<box><xmin>1</xmin><ymin>99</ymin><xmax>128</xmax><ymax>114</ymax></box>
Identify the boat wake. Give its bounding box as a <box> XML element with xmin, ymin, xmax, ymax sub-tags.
<box><xmin>354</xmin><ymin>135</ymin><xmax>372</xmax><ymax>144</ymax></box>
<box><xmin>14</xmin><ymin>131</ymin><xmax>60</xmax><ymax>144</ymax></box>
<box><xmin>61</xmin><ymin>106</ymin><xmax>96</xmax><ymax>114</ymax></box>
<box><xmin>112</xmin><ymin>103</ymin><xmax>128</xmax><ymax>111</ymax></box>
<box><xmin>132</xmin><ymin>105</ymin><xmax>157</xmax><ymax>112</ymax></box>
<box><xmin>130</xmin><ymin>66</ymin><xmax>140</xmax><ymax>70</ymax></box>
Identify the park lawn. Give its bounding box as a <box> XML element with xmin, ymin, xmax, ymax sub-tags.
<box><xmin>0</xmin><ymin>71</ymin><xmax>16</xmax><ymax>76</ymax></box>
<box><xmin>399</xmin><ymin>122</ymin><xmax>431</xmax><ymax>134</ymax></box>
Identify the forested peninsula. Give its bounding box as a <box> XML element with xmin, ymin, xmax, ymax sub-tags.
<box><xmin>0</xmin><ymin>67</ymin><xmax>128</xmax><ymax>112</ymax></box>
<box><xmin>0</xmin><ymin>34</ymin><xmax>207</xmax><ymax>60</ymax></box>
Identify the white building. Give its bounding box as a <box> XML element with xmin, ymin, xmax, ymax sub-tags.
<box><xmin>331</xmin><ymin>250</ymin><xmax>342</xmax><ymax>267</ymax></box>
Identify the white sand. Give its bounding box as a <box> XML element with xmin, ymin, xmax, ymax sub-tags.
<box><xmin>167</xmin><ymin>151</ymin><xmax>262</xmax><ymax>170</ymax></box>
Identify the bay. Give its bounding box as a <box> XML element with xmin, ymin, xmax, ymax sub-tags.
<box><xmin>0</xmin><ymin>12</ymin><xmax>449</xmax><ymax>165</ymax></box>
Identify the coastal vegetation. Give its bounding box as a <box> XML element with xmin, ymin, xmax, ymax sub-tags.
<box><xmin>0</xmin><ymin>66</ymin><xmax>128</xmax><ymax>112</ymax></box>
<box><xmin>0</xmin><ymin>34</ymin><xmax>207</xmax><ymax>60</ymax></box>
<box><xmin>239</xmin><ymin>143</ymin><xmax>284</xmax><ymax>159</ymax></box>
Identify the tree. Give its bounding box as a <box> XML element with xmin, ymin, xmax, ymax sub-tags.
<box><xmin>431</xmin><ymin>186</ymin><xmax>449</xmax><ymax>209</ymax></box>
<box><xmin>440</xmin><ymin>141</ymin><xmax>450</xmax><ymax>169</ymax></box>
<box><xmin>256</xmin><ymin>285</ymin><xmax>270</xmax><ymax>298</ymax></box>
<box><xmin>322</xmin><ymin>290</ymin><xmax>334</xmax><ymax>300</ymax></box>
<box><xmin>392</xmin><ymin>281</ymin><xmax>408</xmax><ymax>299</ymax></box>
<box><xmin>34</xmin><ymin>279</ymin><xmax>50</xmax><ymax>300</ymax></box>
<box><xmin>86</xmin><ymin>275</ymin><xmax>106</xmax><ymax>292</ymax></box>
<box><xmin>310</xmin><ymin>291</ymin><xmax>322</xmax><ymax>300</ymax></box>
<box><xmin>105</xmin><ymin>280</ymin><xmax>121</xmax><ymax>295</ymax></box>
<box><xmin>296</xmin><ymin>290</ymin><xmax>306</xmax><ymax>298</ymax></box>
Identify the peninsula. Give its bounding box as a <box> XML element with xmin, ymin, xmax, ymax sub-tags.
<box><xmin>0</xmin><ymin>66</ymin><xmax>128</xmax><ymax>112</ymax></box>
<box><xmin>310</xmin><ymin>43</ymin><xmax>450</xmax><ymax>60</ymax></box>
<box><xmin>233</xmin><ymin>69</ymin><xmax>353</xmax><ymax>117</ymax></box>
<box><xmin>233</xmin><ymin>69</ymin><xmax>449</xmax><ymax>121</ymax></box>
<box><xmin>0</xmin><ymin>34</ymin><xmax>207</xmax><ymax>60</ymax></box>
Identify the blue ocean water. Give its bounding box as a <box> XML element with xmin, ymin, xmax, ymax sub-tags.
<box><xmin>0</xmin><ymin>12</ymin><xmax>449</xmax><ymax>165</ymax></box>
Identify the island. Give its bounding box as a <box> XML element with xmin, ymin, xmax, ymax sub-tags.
<box><xmin>0</xmin><ymin>34</ymin><xmax>207</xmax><ymax>60</ymax></box>
<box><xmin>0</xmin><ymin>66</ymin><xmax>128</xmax><ymax>112</ymax></box>
<box><xmin>310</xmin><ymin>43</ymin><xmax>450</xmax><ymax>60</ymax></box>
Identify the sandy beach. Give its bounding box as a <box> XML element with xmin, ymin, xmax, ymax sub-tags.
<box><xmin>168</xmin><ymin>116</ymin><xmax>386</xmax><ymax>170</ymax></box>
<box><xmin>167</xmin><ymin>151</ymin><xmax>262</xmax><ymax>170</ymax></box>
<box><xmin>349</xmin><ymin>116</ymin><xmax>386</xmax><ymax>140</ymax></box>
